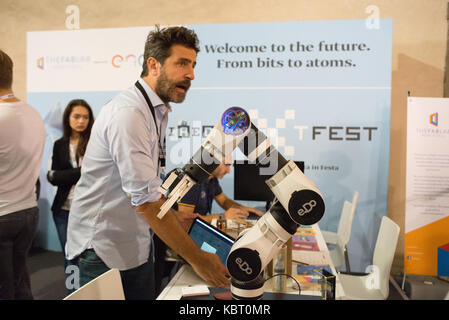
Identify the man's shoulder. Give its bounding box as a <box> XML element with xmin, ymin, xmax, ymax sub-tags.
<box><xmin>1</xmin><ymin>101</ymin><xmax>39</xmax><ymax>117</ymax></box>
<box><xmin>208</xmin><ymin>177</ymin><xmax>223</xmax><ymax>196</ymax></box>
<box><xmin>101</xmin><ymin>88</ymin><xmax>146</xmax><ymax>117</ymax></box>
<box><xmin>181</xmin><ymin>182</ymin><xmax>201</xmax><ymax>202</ymax></box>
<box><xmin>111</xmin><ymin>84</ymin><xmax>141</xmax><ymax>106</ymax></box>
<box><xmin>208</xmin><ymin>177</ymin><xmax>220</xmax><ymax>186</ymax></box>
<box><xmin>22</xmin><ymin>102</ymin><xmax>45</xmax><ymax>128</ymax></box>
<box><xmin>0</xmin><ymin>101</ymin><xmax>45</xmax><ymax>131</ymax></box>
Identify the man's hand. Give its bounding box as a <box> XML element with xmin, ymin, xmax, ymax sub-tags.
<box><xmin>240</xmin><ymin>206</ymin><xmax>264</xmax><ymax>217</ymax></box>
<box><xmin>190</xmin><ymin>251</ymin><xmax>230</xmax><ymax>288</ymax></box>
<box><xmin>136</xmin><ymin>199</ymin><xmax>229</xmax><ymax>289</ymax></box>
<box><xmin>224</xmin><ymin>207</ymin><xmax>248</xmax><ymax>220</ymax></box>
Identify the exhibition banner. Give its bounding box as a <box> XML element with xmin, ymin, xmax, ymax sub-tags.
<box><xmin>405</xmin><ymin>97</ymin><xmax>449</xmax><ymax>276</ymax></box>
<box><xmin>27</xmin><ymin>19</ymin><xmax>392</xmax><ymax>272</ymax></box>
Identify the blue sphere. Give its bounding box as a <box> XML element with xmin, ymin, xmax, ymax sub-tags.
<box><xmin>221</xmin><ymin>107</ymin><xmax>250</xmax><ymax>136</ymax></box>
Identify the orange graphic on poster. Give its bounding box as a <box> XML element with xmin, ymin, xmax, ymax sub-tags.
<box><xmin>405</xmin><ymin>215</ymin><xmax>449</xmax><ymax>276</ymax></box>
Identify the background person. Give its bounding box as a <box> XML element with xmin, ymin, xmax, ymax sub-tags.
<box><xmin>178</xmin><ymin>155</ymin><xmax>265</xmax><ymax>222</ymax></box>
<box><xmin>47</xmin><ymin>99</ymin><xmax>94</xmax><ymax>271</ymax></box>
<box><xmin>0</xmin><ymin>49</ymin><xmax>46</xmax><ymax>300</ymax></box>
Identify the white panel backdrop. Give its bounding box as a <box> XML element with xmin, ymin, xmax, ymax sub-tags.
<box><xmin>27</xmin><ymin>19</ymin><xmax>392</xmax><ymax>272</ymax></box>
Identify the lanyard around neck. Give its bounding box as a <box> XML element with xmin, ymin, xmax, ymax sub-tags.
<box><xmin>135</xmin><ymin>81</ymin><xmax>160</xmax><ymax>139</ymax></box>
<box><xmin>135</xmin><ymin>81</ymin><xmax>166</xmax><ymax>170</ymax></box>
<box><xmin>0</xmin><ymin>93</ymin><xmax>15</xmax><ymax>101</ymax></box>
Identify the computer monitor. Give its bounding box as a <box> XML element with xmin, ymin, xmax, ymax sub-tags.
<box><xmin>233</xmin><ymin>160</ymin><xmax>305</xmax><ymax>203</ymax></box>
<box><xmin>187</xmin><ymin>218</ymin><xmax>235</xmax><ymax>265</ymax></box>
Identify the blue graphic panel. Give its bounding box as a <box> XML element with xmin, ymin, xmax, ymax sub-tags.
<box><xmin>28</xmin><ymin>20</ymin><xmax>392</xmax><ymax>272</ymax></box>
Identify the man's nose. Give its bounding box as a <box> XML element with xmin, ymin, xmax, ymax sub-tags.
<box><xmin>185</xmin><ymin>65</ymin><xmax>195</xmax><ymax>80</ymax></box>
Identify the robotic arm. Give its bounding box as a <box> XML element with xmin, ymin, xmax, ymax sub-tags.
<box><xmin>225</xmin><ymin>120</ymin><xmax>325</xmax><ymax>300</ymax></box>
<box><xmin>157</xmin><ymin>107</ymin><xmax>252</xmax><ymax>219</ymax></box>
<box><xmin>157</xmin><ymin>107</ymin><xmax>325</xmax><ymax>300</ymax></box>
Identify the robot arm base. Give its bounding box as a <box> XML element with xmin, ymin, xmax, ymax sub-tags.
<box><xmin>230</xmin><ymin>273</ymin><xmax>265</xmax><ymax>300</ymax></box>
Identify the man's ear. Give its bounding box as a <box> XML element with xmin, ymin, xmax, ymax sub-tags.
<box><xmin>146</xmin><ymin>57</ymin><xmax>161</xmax><ymax>77</ymax></box>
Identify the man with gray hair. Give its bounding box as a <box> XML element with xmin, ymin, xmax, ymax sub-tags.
<box><xmin>0</xmin><ymin>49</ymin><xmax>46</xmax><ymax>299</ymax></box>
<box><xmin>66</xmin><ymin>26</ymin><xmax>230</xmax><ymax>300</ymax></box>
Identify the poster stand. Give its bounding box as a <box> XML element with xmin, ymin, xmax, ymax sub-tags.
<box><xmin>404</xmin><ymin>94</ymin><xmax>449</xmax><ymax>282</ymax></box>
<box><xmin>402</xmin><ymin>91</ymin><xmax>410</xmax><ymax>291</ymax></box>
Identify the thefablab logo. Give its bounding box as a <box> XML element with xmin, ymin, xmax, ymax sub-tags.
<box><xmin>416</xmin><ymin>112</ymin><xmax>448</xmax><ymax>136</ymax></box>
<box><xmin>111</xmin><ymin>53</ymin><xmax>144</xmax><ymax>68</ymax></box>
<box><xmin>430</xmin><ymin>112</ymin><xmax>438</xmax><ymax>127</ymax></box>
<box><xmin>36</xmin><ymin>55</ymin><xmax>91</xmax><ymax>70</ymax></box>
<box><xmin>37</xmin><ymin>57</ymin><xmax>44</xmax><ymax>70</ymax></box>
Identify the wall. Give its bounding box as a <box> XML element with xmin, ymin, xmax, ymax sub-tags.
<box><xmin>1</xmin><ymin>0</ymin><xmax>447</xmax><ymax>275</ymax></box>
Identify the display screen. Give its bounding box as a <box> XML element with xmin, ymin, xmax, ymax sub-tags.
<box><xmin>234</xmin><ymin>160</ymin><xmax>305</xmax><ymax>202</ymax></box>
<box><xmin>188</xmin><ymin>218</ymin><xmax>235</xmax><ymax>265</ymax></box>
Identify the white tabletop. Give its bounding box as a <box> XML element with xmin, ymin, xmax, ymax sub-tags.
<box><xmin>157</xmin><ymin>223</ymin><xmax>345</xmax><ymax>300</ymax></box>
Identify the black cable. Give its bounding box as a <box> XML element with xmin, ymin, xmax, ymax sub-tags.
<box><xmin>264</xmin><ymin>273</ymin><xmax>301</xmax><ymax>295</ymax></box>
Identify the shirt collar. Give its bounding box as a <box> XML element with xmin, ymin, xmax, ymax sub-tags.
<box><xmin>137</xmin><ymin>78</ymin><xmax>172</xmax><ymax>112</ymax></box>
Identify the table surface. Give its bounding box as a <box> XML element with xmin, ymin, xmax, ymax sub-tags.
<box><xmin>157</xmin><ymin>222</ymin><xmax>346</xmax><ymax>300</ymax></box>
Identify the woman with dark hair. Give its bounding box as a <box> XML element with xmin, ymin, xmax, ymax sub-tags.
<box><xmin>47</xmin><ymin>99</ymin><xmax>94</xmax><ymax>269</ymax></box>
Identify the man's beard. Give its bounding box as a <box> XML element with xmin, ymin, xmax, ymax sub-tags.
<box><xmin>155</xmin><ymin>69</ymin><xmax>191</xmax><ymax>104</ymax></box>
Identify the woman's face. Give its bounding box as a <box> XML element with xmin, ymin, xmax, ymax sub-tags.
<box><xmin>69</xmin><ymin>105</ymin><xmax>90</xmax><ymax>134</ymax></box>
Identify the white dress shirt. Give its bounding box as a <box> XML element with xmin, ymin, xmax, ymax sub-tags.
<box><xmin>66</xmin><ymin>78</ymin><xmax>171</xmax><ymax>270</ymax></box>
<box><xmin>0</xmin><ymin>101</ymin><xmax>45</xmax><ymax>216</ymax></box>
